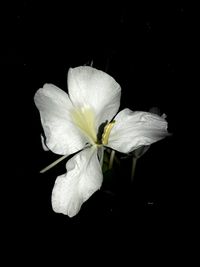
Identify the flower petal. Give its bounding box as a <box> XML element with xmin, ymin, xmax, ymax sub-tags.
<box><xmin>108</xmin><ymin>108</ymin><xmax>169</xmax><ymax>153</ymax></box>
<box><xmin>67</xmin><ymin>66</ymin><xmax>121</xmax><ymax>128</ymax></box>
<box><xmin>34</xmin><ymin>84</ymin><xmax>88</xmax><ymax>155</ymax></box>
<box><xmin>51</xmin><ymin>146</ymin><xmax>103</xmax><ymax>217</ymax></box>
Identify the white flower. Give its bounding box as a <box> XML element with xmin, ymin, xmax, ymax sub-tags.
<box><xmin>34</xmin><ymin>66</ymin><xmax>169</xmax><ymax>217</ymax></box>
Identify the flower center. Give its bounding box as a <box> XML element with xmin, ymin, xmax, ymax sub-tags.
<box><xmin>71</xmin><ymin>106</ymin><xmax>115</xmax><ymax>146</ymax></box>
<box><xmin>71</xmin><ymin>106</ymin><xmax>97</xmax><ymax>144</ymax></box>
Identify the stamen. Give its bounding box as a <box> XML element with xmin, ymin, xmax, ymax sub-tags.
<box><xmin>102</xmin><ymin>121</ymin><xmax>115</xmax><ymax>145</ymax></box>
<box><xmin>40</xmin><ymin>154</ymin><xmax>68</xmax><ymax>173</ymax></box>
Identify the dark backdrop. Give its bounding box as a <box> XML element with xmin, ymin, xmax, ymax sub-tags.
<box><xmin>1</xmin><ymin>1</ymin><xmax>191</xmax><ymax>263</ymax></box>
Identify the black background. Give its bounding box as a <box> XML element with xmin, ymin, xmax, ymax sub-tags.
<box><xmin>1</xmin><ymin>1</ymin><xmax>193</xmax><ymax>262</ymax></box>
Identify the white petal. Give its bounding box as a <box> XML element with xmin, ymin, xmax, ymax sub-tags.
<box><xmin>51</xmin><ymin>146</ymin><xmax>103</xmax><ymax>217</ymax></box>
<box><xmin>34</xmin><ymin>84</ymin><xmax>88</xmax><ymax>155</ymax></box>
<box><xmin>108</xmin><ymin>108</ymin><xmax>169</xmax><ymax>153</ymax></box>
<box><xmin>67</xmin><ymin>66</ymin><xmax>121</xmax><ymax>128</ymax></box>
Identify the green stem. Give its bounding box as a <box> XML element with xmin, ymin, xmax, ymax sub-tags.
<box><xmin>109</xmin><ymin>150</ymin><xmax>115</xmax><ymax>170</ymax></box>
<box><xmin>131</xmin><ymin>157</ymin><xmax>137</xmax><ymax>182</ymax></box>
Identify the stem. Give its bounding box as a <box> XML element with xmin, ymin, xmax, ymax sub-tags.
<box><xmin>131</xmin><ymin>157</ymin><xmax>137</xmax><ymax>182</ymax></box>
<box><xmin>109</xmin><ymin>150</ymin><xmax>115</xmax><ymax>170</ymax></box>
<box><xmin>98</xmin><ymin>146</ymin><xmax>105</xmax><ymax>167</ymax></box>
<box><xmin>40</xmin><ymin>154</ymin><xmax>68</xmax><ymax>173</ymax></box>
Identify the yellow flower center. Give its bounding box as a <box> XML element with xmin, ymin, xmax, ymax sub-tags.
<box><xmin>71</xmin><ymin>106</ymin><xmax>115</xmax><ymax>146</ymax></box>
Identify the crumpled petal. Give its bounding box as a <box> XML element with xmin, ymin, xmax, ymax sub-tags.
<box><xmin>34</xmin><ymin>84</ymin><xmax>88</xmax><ymax>155</ymax></box>
<box><xmin>67</xmin><ymin>66</ymin><xmax>121</xmax><ymax>129</ymax></box>
<box><xmin>41</xmin><ymin>134</ymin><xmax>49</xmax><ymax>151</ymax></box>
<box><xmin>108</xmin><ymin>108</ymin><xmax>169</xmax><ymax>154</ymax></box>
<box><xmin>51</xmin><ymin>146</ymin><xmax>103</xmax><ymax>217</ymax></box>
